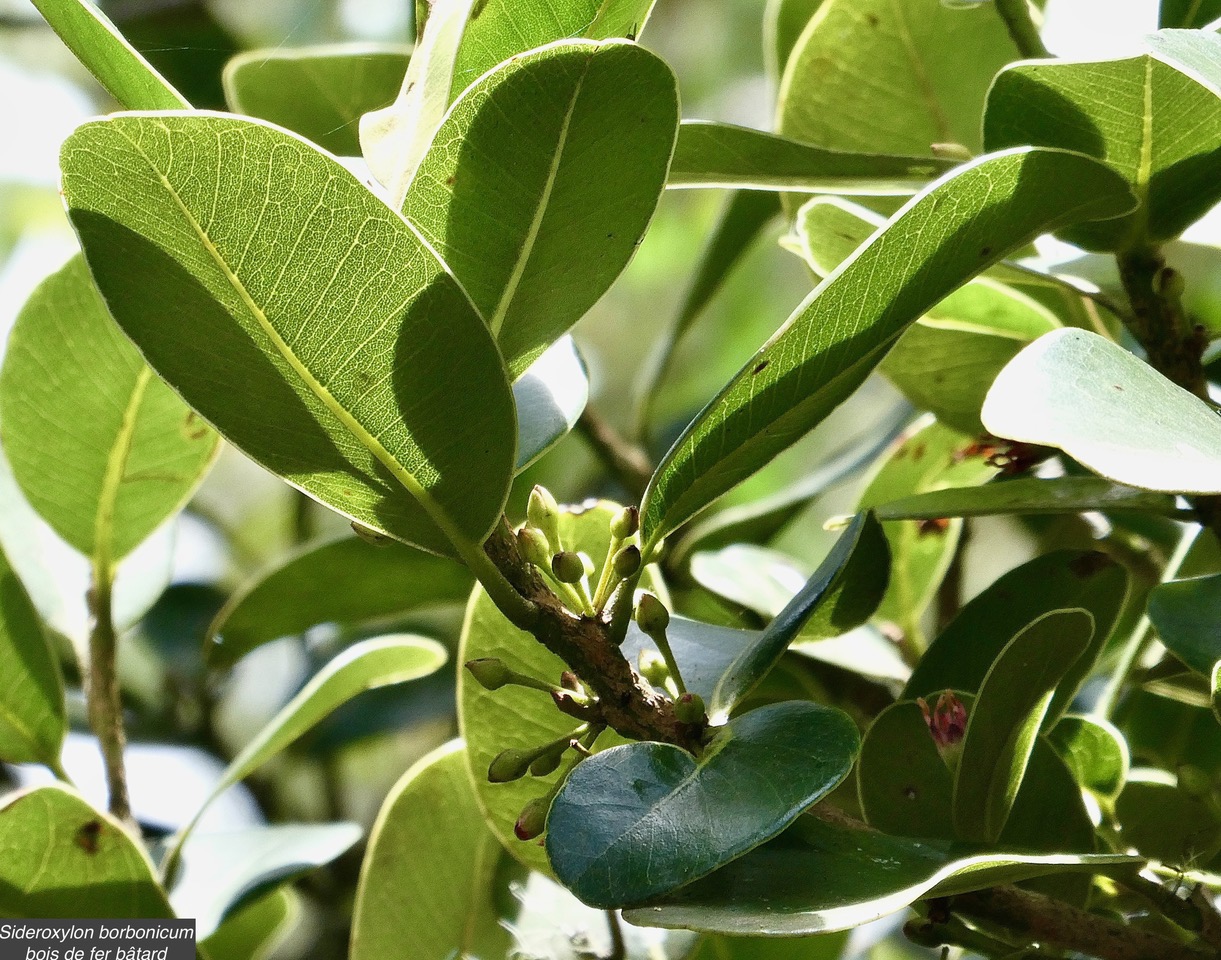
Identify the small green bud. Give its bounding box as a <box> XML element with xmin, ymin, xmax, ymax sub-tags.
<box><xmin>638</xmin><ymin>649</ymin><xmax>669</xmax><ymax>687</ymax></box>
<box><xmin>613</xmin><ymin>544</ymin><xmax>641</xmax><ymax>578</ymax></box>
<box><xmin>488</xmin><ymin>747</ymin><xmax>535</xmax><ymax>783</ymax></box>
<box><xmin>636</xmin><ymin>592</ymin><xmax>670</xmax><ymax>637</ymax></box>
<box><xmin>465</xmin><ymin>658</ymin><xmax>511</xmax><ymax>690</ymax></box>
<box><xmin>610</xmin><ymin>505</ymin><xmax>639</xmax><ymax>539</ymax></box>
<box><xmin>514</xmin><ymin>795</ymin><xmax>550</xmax><ymax>841</ymax></box>
<box><xmin>529</xmin><ymin>741</ymin><xmax>568</xmax><ymax>776</ymax></box>
<box><xmin>552</xmin><ymin>550</ymin><xmax>585</xmax><ymax>584</ymax></box>
<box><xmin>674</xmin><ymin>692</ymin><xmax>706</xmax><ymax>725</ymax></box>
<box><xmin>517</xmin><ymin>526</ymin><xmax>551</xmax><ymax>567</ymax></box>
<box><xmin>1155</xmin><ymin>266</ymin><xmax>1186</xmax><ymax>300</ymax></box>
<box><xmin>527</xmin><ymin>485</ymin><xmax>561</xmax><ymax>546</ymax></box>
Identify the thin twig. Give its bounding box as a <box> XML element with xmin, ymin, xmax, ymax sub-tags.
<box><xmin>86</xmin><ymin>562</ymin><xmax>133</xmax><ymax>826</ymax></box>
<box><xmin>994</xmin><ymin>0</ymin><xmax>1050</xmax><ymax>59</ymax></box>
<box><xmin>578</xmin><ymin>407</ymin><xmax>653</xmax><ymax>499</ymax></box>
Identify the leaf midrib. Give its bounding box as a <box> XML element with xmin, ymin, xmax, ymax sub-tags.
<box><xmin>92</xmin><ymin>365</ymin><xmax>151</xmax><ymax>571</ymax></box>
<box><xmin>112</xmin><ymin>123</ymin><xmax>473</xmax><ymax>555</ymax></box>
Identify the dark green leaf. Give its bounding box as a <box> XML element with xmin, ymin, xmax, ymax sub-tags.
<box><xmin>29</xmin><ymin>0</ymin><xmax>188</xmax><ymax>110</ymax></box>
<box><xmin>1048</xmin><ymin>715</ymin><xmax>1129</xmax><ymax>799</ymax></box>
<box><xmin>0</xmin><ymin>255</ymin><xmax>219</xmax><ymax>563</ymax></box>
<box><xmin>953</xmin><ymin>609</ymin><xmax>1095</xmax><ymax>843</ymax></box>
<box><xmin>61</xmin><ymin>113</ymin><xmax>516</xmax><ymax>557</ymax></box>
<box><xmin>1160</xmin><ymin>0</ymin><xmax>1221</xmax><ymax>26</ymax></box>
<box><xmin>351</xmin><ymin>741</ymin><xmax>512</xmax><ymax>960</ymax></box>
<box><xmin>170</xmin><ymin>823</ymin><xmax>361</xmax><ymax>938</ymax></box>
<box><xmin>401</xmin><ymin>40</ymin><xmax>677</xmax><ymax>376</ymax></box>
<box><xmin>1149</xmin><ymin>573</ymin><xmax>1221</xmax><ymax>676</ymax></box>
<box><xmin>875</xmin><ymin>477</ymin><xmax>1182</xmax><ymax>521</ymax></box>
<box><xmin>668</xmin><ymin>122</ymin><xmax>949</xmax><ymax>193</ymax></box>
<box><xmin>0</xmin><ymin>785</ymin><xmax>172</xmax><ymax>918</ymax></box>
<box><xmin>982</xmin><ymin>329</ymin><xmax>1221</xmax><ymax>494</ymax></box>
<box><xmin>223</xmin><ymin>44</ymin><xmax>411</xmax><ymax>155</ymax></box>
<box><xmin>623</xmin><ymin>816</ymin><xmax>1139</xmax><ymax>935</ymax></box>
<box><xmin>1115</xmin><ymin>772</ymin><xmax>1221</xmax><ymax>864</ymax></box>
<box><xmin>546</xmin><ymin>701</ymin><xmax>859</xmax><ymax>908</ymax></box>
<box><xmin>208</xmin><ymin>536</ymin><xmax>473</xmax><ymax>670</ymax></box>
<box><xmin>641</xmin><ymin>149</ymin><xmax>1135</xmax><ymax>548</ymax></box>
<box><xmin>200</xmin><ymin>888</ymin><xmax>294</xmax><ymax>960</ymax></box>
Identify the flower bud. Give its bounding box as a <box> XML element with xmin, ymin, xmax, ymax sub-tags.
<box><xmin>527</xmin><ymin>486</ymin><xmax>561</xmax><ymax>546</ymax></box>
<box><xmin>488</xmin><ymin>747</ymin><xmax>534</xmax><ymax>783</ymax></box>
<box><xmin>514</xmin><ymin>795</ymin><xmax>550</xmax><ymax>841</ymax></box>
<box><xmin>560</xmin><ymin>671</ymin><xmax>582</xmax><ymax>692</ymax></box>
<box><xmin>529</xmin><ymin>741</ymin><xmax>568</xmax><ymax>777</ymax></box>
<box><xmin>610</xmin><ymin>505</ymin><xmax>639</xmax><ymax>539</ymax></box>
<box><xmin>465</xmin><ymin>658</ymin><xmax>511</xmax><ymax>690</ymax></box>
<box><xmin>674</xmin><ymin>692</ymin><xmax>706</xmax><ymax>725</ymax></box>
<box><xmin>552</xmin><ymin>551</ymin><xmax>585</xmax><ymax>584</ymax></box>
<box><xmin>636</xmin><ymin>593</ymin><xmax>670</xmax><ymax>637</ymax></box>
<box><xmin>638</xmin><ymin>649</ymin><xmax>669</xmax><ymax>687</ymax></box>
<box><xmin>613</xmin><ymin>544</ymin><xmax>641</xmax><ymax>578</ymax></box>
<box><xmin>918</xmin><ymin>691</ymin><xmax>967</xmax><ymax>773</ymax></box>
<box><xmin>517</xmin><ymin>526</ymin><xmax>551</xmax><ymax>567</ymax></box>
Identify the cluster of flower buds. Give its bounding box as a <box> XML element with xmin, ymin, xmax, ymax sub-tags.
<box><xmin>635</xmin><ymin>592</ymin><xmax>706</xmax><ymax>727</ymax></box>
<box><xmin>493</xmin><ymin>722</ymin><xmax>605</xmax><ymax>842</ymax></box>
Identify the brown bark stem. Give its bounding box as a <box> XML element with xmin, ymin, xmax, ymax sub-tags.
<box><xmin>578</xmin><ymin>407</ymin><xmax>653</xmax><ymax>499</ymax></box>
<box><xmin>87</xmin><ymin>563</ymin><xmax>133</xmax><ymax>826</ymax></box>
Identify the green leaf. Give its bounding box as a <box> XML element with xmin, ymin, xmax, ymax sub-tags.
<box><xmin>174</xmin><ymin>635</ymin><xmax>445</xmax><ymax>854</ymax></box>
<box><xmin>170</xmin><ymin>823</ymin><xmax>361</xmax><ymax>938</ymax></box>
<box><xmin>764</xmin><ymin>0</ymin><xmax>825</xmax><ymax>83</ymax></box>
<box><xmin>690</xmin><ymin>544</ymin><xmax>810</xmax><ymax>619</ymax></box>
<box><xmin>29</xmin><ymin>0</ymin><xmax>188</xmax><ymax>110</ymax></box>
<box><xmin>622</xmin><ymin>816</ymin><xmax>1139</xmax><ymax>936</ymax></box>
<box><xmin>0</xmin><ymin>547</ymin><xmax>65</xmax><ymax>769</ymax></box>
<box><xmin>451</xmin><ymin>0</ymin><xmax>656</xmax><ymax>97</ymax></box>
<box><xmin>361</xmin><ymin>0</ymin><xmax>474</xmax><ymax>206</ymax></box>
<box><xmin>401</xmin><ymin>40</ymin><xmax>678</xmax><ymax>376</ymax></box>
<box><xmin>1149</xmin><ymin>573</ymin><xmax>1221</xmax><ymax>676</ymax></box>
<box><xmin>513</xmin><ymin>336</ymin><xmax>589</xmax><ymax>470</ymax></box>
<box><xmin>640</xmin><ymin>148</ymin><xmax>1135</xmax><ymax>548</ymax></box>
<box><xmin>708</xmin><ymin>513</ymin><xmax>889</xmax><ymax>720</ymax></box>
<box><xmin>859</xmin><ymin>419</ymin><xmax>997</xmax><ymax>641</ymax></box>
<box><xmin>1160</xmin><ymin>0</ymin><xmax>1221</xmax><ymax>26</ymax></box>
<box><xmin>1048</xmin><ymin>715</ymin><xmax>1129</xmax><ymax>799</ymax></box>
<box><xmin>984</xmin><ymin>35</ymin><xmax>1221</xmax><ymax>250</ymax></box>
<box><xmin>0</xmin><ymin>785</ymin><xmax>173</xmax><ymax>918</ymax></box>
<box><xmin>458</xmin><ymin>501</ymin><xmax>652</xmax><ymax>873</ymax></box>
<box><xmin>352</xmin><ymin>741</ymin><xmax>512</xmax><ymax>960</ymax></box>
<box><xmin>620</xmin><ymin>616</ymin><xmax>752</xmax><ymax>705</ymax></box>
<box><xmin>0</xmin><ymin>255</ymin><xmax>219</xmax><ymax>564</ymax></box>
<box><xmin>905</xmin><ymin>550</ymin><xmax>1128</xmax><ymax>721</ymax></box>
<box><xmin>953</xmin><ymin>609</ymin><xmax>1095</xmax><ymax>843</ymax></box>
<box><xmin>875</xmin><ymin>476</ymin><xmax>1183</xmax><ymax>520</ymax></box>
<box><xmin>668</xmin><ymin>122</ymin><xmax>950</xmax><ymax>193</ymax></box>
<box><xmin>61</xmin><ymin>113</ymin><xmax>517</xmax><ymax>558</ymax></box>
<box><xmin>201</xmin><ymin>888</ymin><xmax>296</xmax><ymax>960</ymax></box>
<box><xmin>777</xmin><ymin>0</ymin><xmax>1016</xmax><ymax>157</ymax></box>
<box><xmin>690</xmin><ymin>931</ymin><xmax>848</xmax><ymax>960</ymax></box>
<box><xmin>1115</xmin><ymin>771</ymin><xmax>1221</xmax><ymax>864</ymax></box>
<box><xmin>207</xmin><ymin>536</ymin><xmax>473</xmax><ymax>670</ymax></box>
<box><xmin>982</xmin><ymin>328</ymin><xmax>1221</xmax><ymax>494</ymax></box>
<box><xmin>634</xmin><ymin>190</ymin><xmax>780</xmax><ymax>438</ymax></box>
<box><xmin>546</xmin><ymin>701</ymin><xmax>859</xmax><ymax>908</ymax></box>
<box><xmin>223</xmin><ymin>44</ymin><xmax>411</xmax><ymax>156</ymax></box>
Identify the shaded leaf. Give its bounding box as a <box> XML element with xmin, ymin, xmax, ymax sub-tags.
<box><xmin>0</xmin><ymin>785</ymin><xmax>172</xmax><ymax>918</ymax></box>
<box><xmin>953</xmin><ymin>609</ymin><xmax>1095</xmax><ymax>843</ymax></box>
<box><xmin>0</xmin><ymin>255</ymin><xmax>219</xmax><ymax>563</ymax></box>
<box><xmin>351</xmin><ymin>741</ymin><xmax>511</xmax><ymax>960</ymax></box>
<box><xmin>61</xmin><ymin>113</ymin><xmax>516</xmax><ymax>557</ymax></box>
<box><xmin>201</xmin><ymin>888</ymin><xmax>296</xmax><ymax>960</ymax></box>
<box><xmin>764</xmin><ymin>0</ymin><xmax>825</xmax><ymax>82</ymax></box>
<box><xmin>546</xmin><ymin>701</ymin><xmax>859</xmax><ymax>908</ymax></box>
<box><xmin>668</xmin><ymin>122</ymin><xmax>949</xmax><ymax>193</ymax></box>
<box><xmin>623</xmin><ymin>816</ymin><xmax>1139</xmax><ymax>935</ymax></box>
<box><xmin>982</xmin><ymin>328</ymin><xmax>1221</xmax><ymax>494</ymax></box>
<box><xmin>224</xmin><ymin>44</ymin><xmax>411</xmax><ymax>156</ymax></box>
<box><xmin>640</xmin><ymin>149</ymin><xmax>1134</xmax><ymax>547</ymax></box>
<box><xmin>401</xmin><ymin>40</ymin><xmax>677</xmax><ymax>376</ymax></box>
<box><xmin>1149</xmin><ymin>572</ymin><xmax>1221</xmax><ymax>676</ymax></box>
<box><xmin>620</xmin><ymin>615</ymin><xmax>753</xmax><ymax>706</ymax></box>
<box><xmin>170</xmin><ymin>823</ymin><xmax>361</xmax><ymax>938</ymax></box>
<box><xmin>29</xmin><ymin>0</ymin><xmax>187</xmax><ymax>110</ymax></box>
<box><xmin>514</xmin><ymin>336</ymin><xmax>589</xmax><ymax>470</ymax></box>
<box><xmin>1048</xmin><ymin>715</ymin><xmax>1129</xmax><ymax>799</ymax></box>
<box><xmin>207</xmin><ymin>536</ymin><xmax>472</xmax><ymax>670</ymax></box>
<box><xmin>1115</xmin><ymin>771</ymin><xmax>1221</xmax><ymax>864</ymax></box>
<box><xmin>1160</xmin><ymin>1</ymin><xmax>1221</xmax><ymax>26</ymax></box>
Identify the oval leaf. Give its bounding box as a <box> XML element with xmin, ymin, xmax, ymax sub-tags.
<box><xmin>352</xmin><ymin>741</ymin><xmax>512</xmax><ymax>960</ymax></box>
<box><xmin>982</xmin><ymin>328</ymin><xmax>1221</xmax><ymax>494</ymax></box>
<box><xmin>641</xmin><ymin>149</ymin><xmax>1135</xmax><ymax>547</ymax></box>
<box><xmin>513</xmin><ymin>336</ymin><xmax>589</xmax><ymax>471</ymax></box>
<box><xmin>1048</xmin><ymin>715</ymin><xmax>1130</xmax><ymax>800</ymax></box>
<box><xmin>0</xmin><ymin>255</ymin><xmax>219</xmax><ymax>564</ymax></box>
<box><xmin>401</xmin><ymin>40</ymin><xmax>678</xmax><ymax>376</ymax></box>
<box><xmin>952</xmin><ymin>609</ymin><xmax>1095</xmax><ymax>843</ymax></box>
<box><xmin>60</xmin><ymin>113</ymin><xmax>517</xmax><ymax>557</ymax></box>
<box><xmin>0</xmin><ymin>785</ymin><xmax>172</xmax><ymax>918</ymax></box>
<box><xmin>224</xmin><ymin>44</ymin><xmax>411</xmax><ymax>156</ymax></box>
<box><xmin>1149</xmin><ymin>572</ymin><xmax>1221</xmax><ymax>676</ymax></box>
<box><xmin>546</xmin><ymin>700</ymin><xmax>859</xmax><ymax>908</ymax></box>
<box><xmin>208</xmin><ymin>536</ymin><xmax>473</xmax><ymax>670</ymax></box>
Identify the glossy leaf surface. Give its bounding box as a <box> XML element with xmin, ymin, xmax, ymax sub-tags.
<box><xmin>513</xmin><ymin>336</ymin><xmax>589</xmax><ymax>470</ymax></box>
<box><xmin>1148</xmin><ymin>573</ymin><xmax>1221</xmax><ymax>675</ymax></box>
<box><xmin>875</xmin><ymin>477</ymin><xmax>1181</xmax><ymax>521</ymax></box>
<box><xmin>546</xmin><ymin>701</ymin><xmax>859</xmax><ymax>908</ymax></box>
<box><xmin>61</xmin><ymin>113</ymin><xmax>516</xmax><ymax>557</ymax></box>
<box><xmin>641</xmin><ymin>149</ymin><xmax>1134</xmax><ymax>547</ymax></box>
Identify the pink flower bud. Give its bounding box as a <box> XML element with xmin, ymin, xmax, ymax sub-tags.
<box><xmin>918</xmin><ymin>691</ymin><xmax>967</xmax><ymax>749</ymax></box>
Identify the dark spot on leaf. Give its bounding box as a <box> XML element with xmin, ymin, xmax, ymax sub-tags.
<box><xmin>607</xmin><ymin>233</ymin><xmax>615</xmax><ymax>240</ymax></box>
<box><xmin>911</xmin><ymin>443</ymin><xmax>927</xmax><ymax>461</ymax></box>
<box><xmin>446</xmin><ymin>175</ymin><xmax>455</xmax><ymax>186</ymax></box>
<box><xmin>75</xmin><ymin>819</ymin><xmax>102</xmax><ymax>854</ymax></box>
<box><xmin>903</xmin><ymin>786</ymin><xmax>918</xmax><ymax>800</ymax></box>
<box><xmin>1068</xmin><ymin>552</ymin><xmax>1109</xmax><ymax>579</ymax></box>
<box><xmin>916</xmin><ymin>517</ymin><xmax>950</xmax><ymax>537</ymax></box>
<box><xmin>182</xmin><ymin>411</ymin><xmax>208</xmax><ymax>441</ymax></box>
<box><xmin>866</xmin><ymin>12</ymin><xmax>880</xmax><ymax>26</ymax></box>
<box><xmin>752</xmin><ymin>360</ymin><xmax>770</xmax><ymax>376</ymax></box>
<box><xmin>1113</xmin><ymin>384</ymin><xmax>1124</xmax><ymax>391</ymax></box>
<box><xmin>980</xmin><ymin>246</ymin><xmax>992</xmax><ymax>257</ymax></box>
